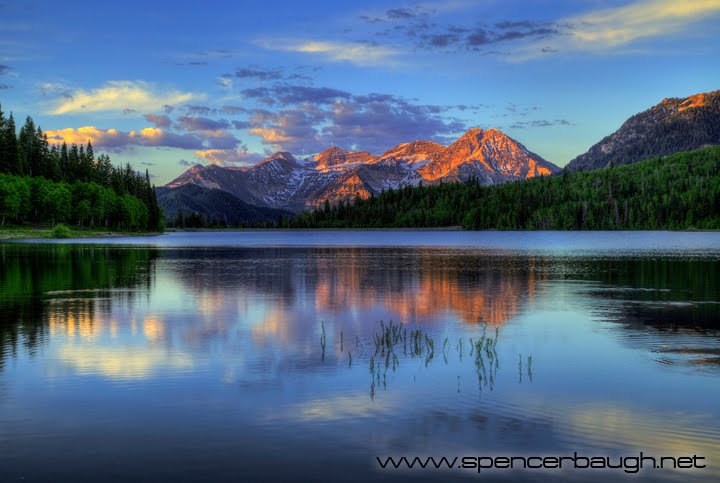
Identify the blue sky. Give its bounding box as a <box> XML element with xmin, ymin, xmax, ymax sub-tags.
<box><xmin>1</xmin><ymin>0</ymin><xmax>719</xmax><ymax>184</ymax></box>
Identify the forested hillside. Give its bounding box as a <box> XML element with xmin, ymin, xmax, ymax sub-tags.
<box><xmin>157</xmin><ymin>184</ymin><xmax>293</xmax><ymax>228</ymax></box>
<box><xmin>290</xmin><ymin>147</ymin><xmax>720</xmax><ymax>230</ymax></box>
<box><xmin>0</xmin><ymin>104</ymin><xmax>162</xmax><ymax>231</ymax></box>
<box><xmin>567</xmin><ymin>90</ymin><xmax>720</xmax><ymax>171</ymax></box>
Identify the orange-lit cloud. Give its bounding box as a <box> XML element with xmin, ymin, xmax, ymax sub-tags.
<box><xmin>248</xmin><ymin>127</ymin><xmax>295</xmax><ymax>144</ymax></box>
<box><xmin>45</xmin><ymin>126</ymin><xmax>126</xmax><ymax>146</ymax></box>
<box><xmin>44</xmin><ymin>125</ymin><xmax>204</xmax><ymax>150</ymax></box>
<box><xmin>49</xmin><ymin>80</ymin><xmax>200</xmax><ymax>115</ymax></box>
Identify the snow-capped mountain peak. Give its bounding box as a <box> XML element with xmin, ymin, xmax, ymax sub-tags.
<box><xmin>165</xmin><ymin>128</ymin><xmax>560</xmax><ymax>212</ymax></box>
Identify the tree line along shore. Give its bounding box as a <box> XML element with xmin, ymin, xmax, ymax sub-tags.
<box><xmin>0</xmin><ymin>107</ymin><xmax>162</xmax><ymax>233</ymax></box>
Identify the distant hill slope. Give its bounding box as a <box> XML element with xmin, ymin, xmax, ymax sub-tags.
<box><xmin>165</xmin><ymin>128</ymin><xmax>560</xmax><ymax>213</ymax></box>
<box><xmin>156</xmin><ymin>184</ymin><xmax>293</xmax><ymax>225</ymax></box>
<box><xmin>291</xmin><ymin>146</ymin><xmax>720</xmax><ymax>230</ymax></box>
<box><xmin>567</xmin><ymin>90</ymin><xmax>720</xmax><ymax>171</ymax></box>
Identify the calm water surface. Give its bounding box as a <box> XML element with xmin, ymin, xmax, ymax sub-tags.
<box><xmin>1</xmin><ymin>231</ymin><xmax>720</xmax><ymax>482</ymax></box>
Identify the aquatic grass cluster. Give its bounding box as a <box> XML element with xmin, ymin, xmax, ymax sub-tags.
<box><xmin>318</xmin><ymin>320</ymin><xmax>535</xmax><ymax>400</ymax></box>
<box><xmin>320</xmin><ymin>320</ymin><xmax>327</xmax><ymax>363</ymax></box>
<box><xmin>518</xmin><ymin>355</ymin><xmax>533</xmax><ymax>382</ymax></box>
<box><xmin>469</xmin><ymin>327</ymin><xmax>500</xmax><ymax>390</ymax></box>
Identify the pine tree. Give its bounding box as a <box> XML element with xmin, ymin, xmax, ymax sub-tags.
<box><xmin>47</xmin><ymin>144</ymin><xmax>62</xmax><ymax>181</ymax></box>
<box><xmin>80</xmin><ymin>141</ymin><xmax>95</xmax><ymax>182</ymax></box>
<box><xmin>175</xmin><ymin>209</ymin><xmax>185</xmax><ymax>228</ymax></box>
<box><xmin>0</xmin><ymin>103</ymin><xmax>5</xmax><ymax>172</ymax></box>
<box><xmin>18</xmin><ymin>116</ymin><xmax>38</xmax><ymax>176</ymax></box>
<box><xmin>78</xmin><ymin>144</ymin><xmax>85</xmax><ymax>180</ymax></box>
<box><xmin>143</xmin><ymin>169</ymin><xmax>160</xmax><ymax>231</ymax></box>
<box><xmin>68</xmin><ymin>143</ymin><xmax>80</xmax><ymax>181</ymax></box>
<box><xmin>150</xmin><ymin>185</ymin><xmax>161</xmax><ymax>230</ymax></box>
<box><xmin>86</xmin><ymin>141</ymin><xmax>94</xmax><ymax>165</ymax></box>
<box><xmin>60</xmin><ymin>142</ymin><xmax>69</xmax><ymax>176</ymax></box>
<box><xmin>95</xmin><ymin>153</ymin><xmax>113</xmax><ymax>187</ymax></box>
<box><xmin>35</xmin><ymin>127</ymin><xmax>51</xmax><ymax>178</ymax></box>
<box><xmin>2</xmin><ymin>113</ymin><xmax>18</xmax><ymax>174</ymax></box>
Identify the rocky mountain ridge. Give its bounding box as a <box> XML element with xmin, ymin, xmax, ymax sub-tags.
<box><xmin>567</xmin><ymin>90</ymin><xmax>720</xmax><ymax>171</ymax></box>
<box><xmin>166</xmin><ymin>128</ymin><xmax>559</xmax><ymax>213</ymax></box>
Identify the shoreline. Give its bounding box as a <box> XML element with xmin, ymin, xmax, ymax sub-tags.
<box><xmin>164</xmin><ymin>226</ymin><xmax>465</xmax><ymax>233</ymax></box>
<box><xmin>165</xmin><ymin>226</ymin><xmax>720</xmax><ymax>233</ymax></box>
<box><xmin>3</xmin><ymin>226</ymin><xmax>719</xmax><ymax>241</ymax></box>
<box><xmin>0</xmin><ymin>227</ymin><xmax>164</xmax><ymax>241</ymax></box>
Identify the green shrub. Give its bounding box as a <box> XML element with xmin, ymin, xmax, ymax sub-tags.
<box><xmin>51</xmin><ymin>223</ymin><xmax>71</xmax><ymax>238</ymax></box>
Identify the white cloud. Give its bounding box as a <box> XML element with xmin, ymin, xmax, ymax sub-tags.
<box><xmin>195</xmin><ymin>148</ymin><xmax>263</xmax><ymax>166</ymax></box>
<box><xmin>258</xmin><ymin>39</ymin><xmax>401</xmax><ymax>67</ymax></box>
<box><xmin>49</xmin><ymin>80</ymin><xmax>201</xmax><ymax>115</ymax></box>
<box><xmin>516</xmin><ymin>0</ymin><xmax>720</xmax><ymax>59</ymax></box>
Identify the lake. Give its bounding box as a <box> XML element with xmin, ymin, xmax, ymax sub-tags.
<box><xmin>1</xmin><ymin>231</ymin><xmax>719</xmax><ymax>482</ymax></box>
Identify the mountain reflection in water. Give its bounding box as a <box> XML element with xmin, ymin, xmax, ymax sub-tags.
<box><xmin>1</xmin><ymin>238</ymin><xmax>719</xmax><ymax>482</ymax></box>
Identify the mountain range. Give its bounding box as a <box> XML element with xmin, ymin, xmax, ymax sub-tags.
<box><xmin>161</xmin><ymin>128</ymin><xmax>559</xmax><ymax>216</ymax></box>
<box><xmin>160</xmin><ymin>89</ymin><xmax>720</xmax><ymax>222</ymax></box>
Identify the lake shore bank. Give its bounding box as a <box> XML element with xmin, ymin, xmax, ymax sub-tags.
<box><xmin>4</xmin><ymin>226</ymin><xmax>719</xmax><ymax>242</ymax></box>
<box><xmin>164</xmin><ymin>226</ymin><xmax>719</xmax><ymax>233</ymax></box>
<box><xmin>0</xmin><ymin>227</ymin><xmax>164</xmax><ymax>240</ymax></box>
<box><xmin>164</xmin><ymin>226</ymin><xmax>465</xmax><ymax>233</ymax></box>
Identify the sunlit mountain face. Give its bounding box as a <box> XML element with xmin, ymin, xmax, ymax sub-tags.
<box><xmin>162</xmin><ymin>128</ymin><xmax>560</xmax><ymax>213</ymax></box>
